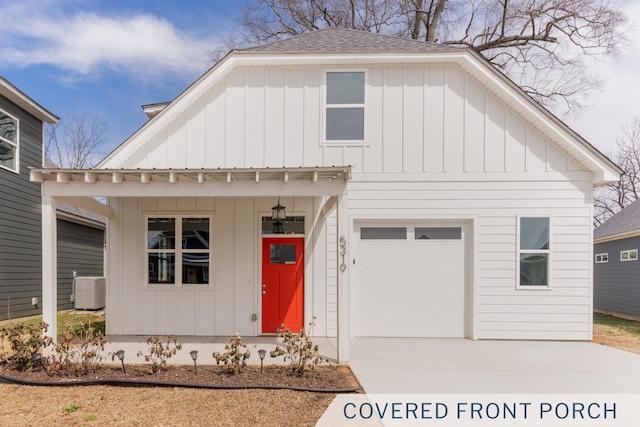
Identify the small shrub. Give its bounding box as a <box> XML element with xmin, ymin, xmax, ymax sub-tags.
<box><xmin>137</xmin><ymin>335</ymin><xmax>182</xmax><ymax>373</ymax></box>
<box><xmin>212</xmin><ymin>333</ymin><xmax>251</xmax><ymax>374</ymax></box>
<box><xmin>270</xmin><ymin>318</ymin><xmax>326</xmax><ymax>376</ymax></box>
<box><xmin>84</xmin><ymin>414</ymin><xmax>97</xmax><ymax>422</ymax></box>
<box><xmin>47</xmin><ymin>322</ymin><xmax>107</xmax><ymax>375</ymax></box>
<box><xmin>0</xmin><ymin>321</ymin><xmax>53</xmax><ymax>371</ymax></box>
<box><xmin>62</xmin><ymin>403</ymin><xmax>82</xmax><ymax>413</ymax></box>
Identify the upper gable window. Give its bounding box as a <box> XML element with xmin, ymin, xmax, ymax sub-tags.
<box><xmin>325</xmin><ymin>71</ymin><xmax>365</xmax><ymax>142</ymax></box>
<box><xmin>0</xmin><ymin>110</ymin><xmax>19</xmax><ymax>173</ymax></box>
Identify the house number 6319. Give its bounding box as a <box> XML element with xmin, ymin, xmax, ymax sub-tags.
<box><xmin>339</xmin><ymin>236</ymin><xmax>347</xmax><ymax>273</ymax></box>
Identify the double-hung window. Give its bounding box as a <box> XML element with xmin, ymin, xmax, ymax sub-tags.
<box><xmin>0</xmin><ymin>109</ymin><xmax>19</xmax><ymax>172</ymax></box>
<box><xmin>147</xmin><ymin>216</ymin><xmax>211</xmax><ymax>286</ymax></box>
<box><xmin>518</xmin><ymin>217</ymin><xmax>550</xmax><ymax>287</ymax></box>
<box><xmin>325</xmin><ymin>71</ymin><xmax>365</xmax><ymax>142</ymax></box>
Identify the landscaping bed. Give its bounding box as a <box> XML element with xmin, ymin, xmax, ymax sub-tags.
<box><xmin>0</xmin><ymin>363</ymin><xmax>360</xmax><ymax>391</ymax></box>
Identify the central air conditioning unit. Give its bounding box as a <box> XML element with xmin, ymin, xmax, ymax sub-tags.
<box><xmin>74</xmin><ymin>276</ymin><xmax>106</xmax><ymax>310</ymax></box>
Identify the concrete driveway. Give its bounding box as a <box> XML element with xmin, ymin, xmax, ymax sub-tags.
<box><xmin>349</xmin><ymin>338</ymin><xmax>640</xmax><ymax>394</ymax></box>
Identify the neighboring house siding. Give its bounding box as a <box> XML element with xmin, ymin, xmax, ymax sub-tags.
<box><xmin>0</xmin><ymin>94</ymin><xmax>42</xmax><ymax>321</ymax></box>
<box><xmin>594</xmin><ymin>236</ymin><xmax>640</xmax><ymax>317</ymax></box>
<box><xmin>57</xmin><ymin>219</ymin><xmax>104</xmax><ymax>310</ymax></box>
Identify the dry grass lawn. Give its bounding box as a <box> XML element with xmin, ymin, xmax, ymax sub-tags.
<box><xmin>0</xmin><ymin>386</ymin><xmax>336</xmax><ymax>426</ymax></box>
<box><xmin>592</xmin><ymin>312</ymin><xmax>640</xmax><ymax>355</ymax></box>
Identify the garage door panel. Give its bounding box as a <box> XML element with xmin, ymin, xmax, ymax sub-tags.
<box><xmin>356</xmin><ymin>287</ymin><xmax>465</xmax><ymax>312</ymax></box>
<box><xmin>359</xmin><ymin>246</ymin><xmax>461</xmax><ymax>267</ymax></box>
<box><xmin>353</xmin><ymin>223</ymin><xmax>467</xmax><ymax>338</ymax></box>
<box><xmin>353</xmin><ymin>310</ymin><xmax>465</xmax><ymax>337</ymax></box>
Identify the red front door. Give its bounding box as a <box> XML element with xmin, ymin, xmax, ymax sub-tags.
<box><xmin>262</xmin><ymin>237</ymin><xmax>304</xmax><ymax>333</ymax></box>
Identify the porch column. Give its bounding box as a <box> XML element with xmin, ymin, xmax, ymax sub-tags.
<box><xmin>336</xmin><ymin>190</ymin><xmax>349</xmax><ymax>363</ymax></box>
<box><xmin>42</xmin><ymin>194</ymin><xmax>57</xmax><ymax>342</ymax></box>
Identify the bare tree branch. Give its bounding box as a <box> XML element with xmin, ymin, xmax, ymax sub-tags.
<box><xmin>232</xmin><ymin>0</ymin><xmax>628</xmax><ymax>115</ymax></box>
<box><xmin>45</xmin><ymin>113</ymin><xmax>107</xmax><ymax>169</ymax></box>
<box><xmin>594</xmin><ymin>117</ymin><xmax>640</xmax><ymax>226</ymax></box>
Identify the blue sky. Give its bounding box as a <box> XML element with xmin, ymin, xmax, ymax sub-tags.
<box><xmin>0</xmin><ymin>0</ymin><xmax>639</xmax><ymax>161</ymax></box>
<box><xmin>0</xmin><ymin>0</ymin><xmax>241</xmax><ymax>159</ymax></box>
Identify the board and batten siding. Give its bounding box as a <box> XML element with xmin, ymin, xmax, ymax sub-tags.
<box><xmin>594</xmin><ymin>236</ymin><xmax>640</xmax><ymax>317</ymax></box>
<box><xmin>117</xmin><ymin>63</ymin><xmax>585</xmax><ymax>176</ymax></box>
<box><xmin>56</xmin><ymin>219</ymin><xmax>104</xmax><ymax>310</ymax></box>
<box><xmin>105</xmin><ymin>196</ymin><xmax>336</xmax><ymax>337</ymax></box>
<box><xmin>0</xmin><ymin>94</ymin><xmax>43</xmax><ymax>321</ymax></box>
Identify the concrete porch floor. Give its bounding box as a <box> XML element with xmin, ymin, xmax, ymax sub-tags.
<box><xmin>102</xmin><ymin>335</ymin><xmax>338</xmax><ymax>366</ymax></box>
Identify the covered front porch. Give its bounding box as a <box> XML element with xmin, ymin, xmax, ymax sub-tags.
<box><xmin>31</xmin><ymin>166</ymin><xmax>352</xmax><ymax>362</ymax></box>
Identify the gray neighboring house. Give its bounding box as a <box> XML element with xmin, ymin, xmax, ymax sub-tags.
<box><xmin>1</xmin><ymin>76</ymin><xmax>58</xmax><ymax>321</ymax></box>
<box><xmin>55</xmin><ymin>202</ymin><xmax>105</xmax><ymax>310</ymax></box>
<box><xmin>1</xmin><ymin>76</ymin><xmax>104</xmax><ymax>321</ymax></box>
<box><xmin>594</xmin><ymin>199</ymin><xmax>640</xmax><ymax>317</ymax></box>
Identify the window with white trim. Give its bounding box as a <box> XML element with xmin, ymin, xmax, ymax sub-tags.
<box><xmin>146</xmin><ymin>216</ymin><xmax>211</xmax><ymax>285</ymax></box>
<box><xmin>325</xmin><ymin>71</ymin><xmax>365</xmax><ymax>142</ymax></box>
<box><xmin>518</xmin><ymin>217</ymin><xmax>550</xmax><ymax>287</ymax></box>
<box><xmin>620</xmin><ymin>249</ymin><xmax>638</xmax><ymax>262</ymax></box>
<box><xmin>0</xmin><ymin>109</ymin><xmax>18</xmax><ymax>172</ymax></box>
<box><xmin>595</xmin><ymin>253</ymin><xmax>609</xmax><ymax>263</ymax></box>
<box><xmin>360</xmin><ymin>227</ymin><xmax>407</xmax><ymax>240</ymax></box>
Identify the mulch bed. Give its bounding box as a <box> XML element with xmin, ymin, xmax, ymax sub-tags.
<box><xmin>0</xmin><ymin>363</ymin><xmax>362</xmax><ymax>391</ymax></box>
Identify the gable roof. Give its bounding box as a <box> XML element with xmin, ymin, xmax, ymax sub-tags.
<box><xmin>0</xmin><ymin>76</ymin><xmax>58</xmax><ymax>123</ymax></box>
<box><xmin>97</xmin><ymin>28</ymin><xmax>620</xmax><ymax>185</ymax></box>
<box><xmin>240</xmin><ymin>27</ymin><xmax>457</xmax><ymax>53</ymax></box>
<box><xmin>594</xmin><ymin>199</ymin><xmax>640</xmax><ymax>242</ymax></box>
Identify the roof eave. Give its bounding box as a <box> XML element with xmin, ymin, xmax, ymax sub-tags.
<box><xmin>462</xmin><ymin>49</ymin><xmax>621</xmax><ymax>184</ymax></box>
<box><xmin>594</xmin><ymin>229</ymin><xmax>640</xmax><ymax>244</ymax></box>
<box><xmin>0</xmin><ymin>76</ymin><xmax>59</xmax><ymax>123</ymax></box>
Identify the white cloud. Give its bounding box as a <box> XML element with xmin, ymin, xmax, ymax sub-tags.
<box><xmin>0</xmin><ymin>1</ymin><xmax>221</xmax><ymax>80</ymax></box>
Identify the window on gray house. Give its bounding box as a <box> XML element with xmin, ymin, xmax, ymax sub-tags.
<box><xmin>0</xmin><ymin>110</ymin><xmax>18</xmax><ymax>172</ymax></box>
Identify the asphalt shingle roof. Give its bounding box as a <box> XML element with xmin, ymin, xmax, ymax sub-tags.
<box><xmin>239</xmin><ymin>27</ymin><xmax>460</xmax><ymax>53</ymax></box>
<box><xmin>57</xmin><ymin>202</ymin><xmax>106</xmax><ymax>226</ymax></box>
<box><xmin>594</xmin><ymin>199</ymin><xmax>640</xmax><ymax>239</ymax></box>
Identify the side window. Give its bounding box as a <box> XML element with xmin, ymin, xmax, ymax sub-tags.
<box><xmin>0</xmin><ymin>110</ymin><xmax>19</xmax><ymax>173</ymax></box>
<box><xmin>518</xmin><ymin>217</ymin><xmax>550</xmax><ymax>287</ymax></box>
<box><xmin>621</xmin><ymin>249</ymin><xmax>638</xmax><ymax>262</ymax></box>
<box><xmin>595</xmin><ymin>253</ymin><xmax>608</xmax><ymax>263</ymax></box>
<box><xmin>325</xmin><ymin>71</ymin><xmax>365</xmax><ymax>142</ymax></box>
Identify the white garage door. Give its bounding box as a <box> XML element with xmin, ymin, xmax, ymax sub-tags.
<box><xmin>352</xmin><ymin>223</ymin><xmax>466</xmax><ymax>337</ymax></box>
